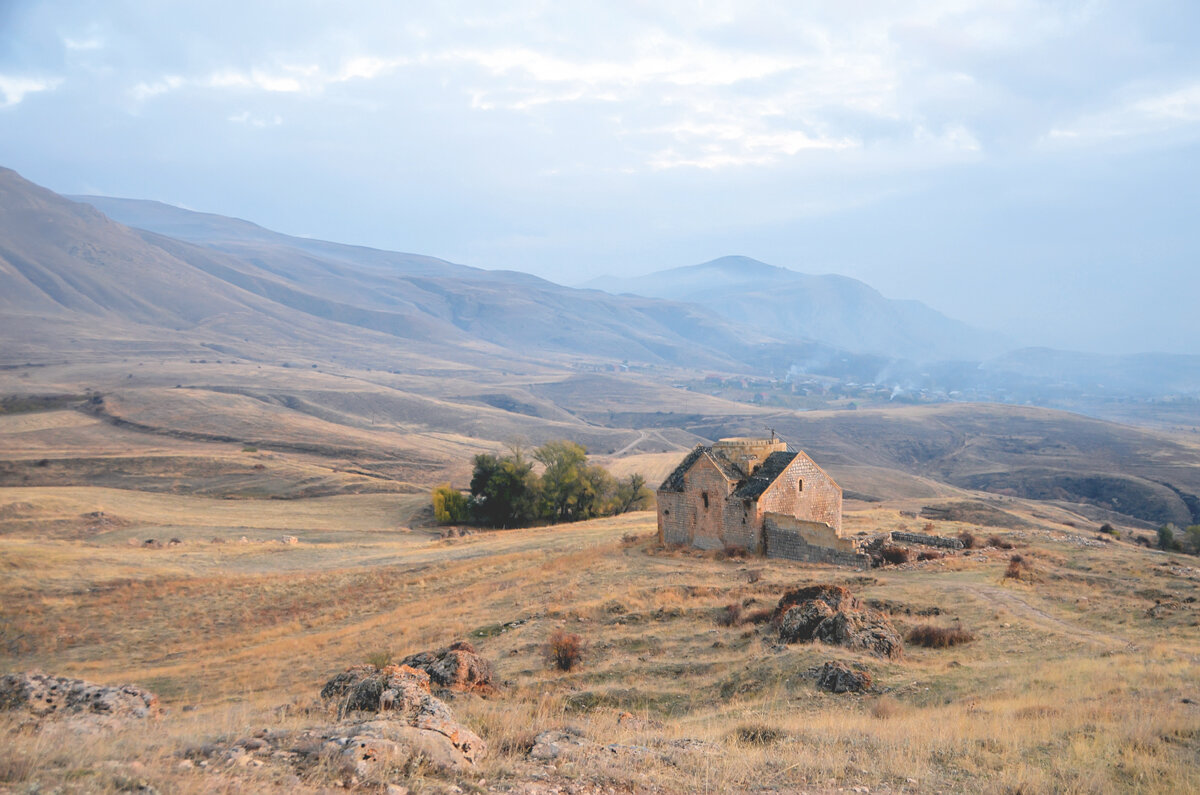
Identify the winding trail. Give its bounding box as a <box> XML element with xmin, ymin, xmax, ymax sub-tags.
<box><xmin>948</xmin><ymin>582</ymin><xmax>1134</xmax><ymax>648</ymax></box>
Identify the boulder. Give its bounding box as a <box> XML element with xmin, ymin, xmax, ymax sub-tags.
<box><xmin>319</xmin><ymin>664</ymin><xmax>485</xmax><ymax>765</ymax></box>
<box><xmin>815</xmin><ymin>661</ymin><xmax>872</xmax><ymax>694</ymax></box>
<box><xmin>399</xmin><ymin>640</ymin><xmax>495</xmax><ymax>694</ymax></box>
<box><xmin>529</xmin><ymin>728</ymin><xmax>591</xmax><ymax>761</ymax></box>
<box><xmin>0</xmin><ymin>672</ymin><xmax>160</xmax><ymax>731</ymax></box>
<box><xmin>775</xmin><ymin>585</ymin><xmax>903</xmax><ymax>659</ymax></box>
<box><xmin>327</xmin><ymin>721</ymin><xmax>469</xmax><ymax>776</ymax></box>
<box><xmin>773</xmin><ymin>584</ymin><xmax>859</xmax><ymax>619</ymax></box>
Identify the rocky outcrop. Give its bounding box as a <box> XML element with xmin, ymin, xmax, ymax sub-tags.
<box><xmin>319</xmin><ymin>664</ymin><xmax>485</xmax><ymax>766</ymax></box>
<box><xmin>186</xmin><ymin>720</ymin><xmax>472</xmax><ymax>782</ymax></box>
<box><xmin>815</xmin><ymin>661</ymin><xmax>872</xmax><ymax>693</ymax></box>
<box><xmin>398</xmin><ymin>640</ymin><xmax>495</xmax><ymax>694</ymax></box>
<box><xmin>774</xmin><ymin>585</ymin><xmax>903</xmax><ymax>659</ymax></box>
<box><xmin>0</xmin><ymin>672</ymin><xmax>159</xmax><ymax>731</ymax></box>
<box><xmin>527</xmin><ymin>728</ymin><xmax>720</xmax><ymax>766</ymax></box>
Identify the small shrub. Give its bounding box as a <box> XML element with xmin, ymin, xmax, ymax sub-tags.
<box><xmin>923</xmin><ymin>521</ymin><xmax>936</xmax><ymax>533</ymax></box>
<box><xmin>908</xmin><ymin>624</ymin><xmax>975</xmax><ymax>648</ymax></box>
<box><xmin>958</xmin><ymin>531</ymin><xmax>980</xmax><ymax>549</ymax></box>
<box><xmin>1185</xmin><ymin>525</ymin><xmax>1200</xmax><ymax>555</ymax></box>
<box><xmin>545</xmin><ymin>629</ymin><xmax>585</xmax><ymax>672</ymax></box>
<box><xmin>365</xmin><ymin>650</ymin><xmax>393</xmax><ymax>670</ymax></box>
<box><xmin>716</xmin><ymin>603</ymin><xmax>743</xmax><ymax>627</ymax></box>
<box><xmin>880</xmin><ymin>544</ymin><xmax>911</xmax><ymax>565</ymax></box>
<box><xmin>241</xmin><ymin>444</ymin><xmax>258</xmax><ymax>453</ymax></box>
<box><xmin>871</xmin><ymin>696</ymin><xmax>901</xmax><ymax>719</ymax></box>
<box><xmin>987</xmin><ymin>535</ymin><xmax>1015</xmax><ymax>549</ymax></box>
<box><xmin>1005</xmin><ymin>553</ymin><xmax>1033</xmax><ymax>581</ymax></box>
<box><xmin>735</xmin><ymin>724</ymin><xmax>785</xmax><ymax>745</ymax></box>
<box><xmin>720</xmin><ymin>545</ymin><xmax>748</xmax><ymax>559</ymax></box>
<box><xmin>917</xmin><ymin>550</ymin><xmax>945</xmax><ymax>561</ymax></box>
<box><xmin>621</xmin><ymin>533</ymin><xmax>640</xmax><ymax>544</ymax></box>
<box><xmin>1099</xmin><ymin>523</ymin><xmax>1120</xmax><ymax>538</ymax></box>
<box><xmin>432</xmin><ymin>483</ymin><xmax>470</xmax><ymax>524</ymax></box>
<box><xmin>1158</xmin><ymin>524</ymin><xmax>1183</xmax><ymax>552</ymax></box>
<box><xmin>744</xmin><ymin>607</ymin><xmax>773</xmax><ymax>625</ymax></box>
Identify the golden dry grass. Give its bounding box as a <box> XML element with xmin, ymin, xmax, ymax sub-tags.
<box><xmin>1</xmin><ymin>491</ymin><xmax>1197</xmax><ymax>793</ymax></box>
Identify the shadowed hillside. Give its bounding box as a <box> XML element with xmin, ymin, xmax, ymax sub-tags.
<box><xmin>689</xmin><ymin>403</ymin><xmax>1200</xmax><ymax>527</ymax></box>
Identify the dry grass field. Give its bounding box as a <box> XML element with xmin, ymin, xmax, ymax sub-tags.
<box><xmin>2</xmin><ymin>483</ymin><xmax>1198</xmax><ymax>793</ymax></box>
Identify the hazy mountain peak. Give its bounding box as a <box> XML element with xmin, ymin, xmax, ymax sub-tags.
<box><xmin>585</xmin><ymin>255</ymin><xmax>1010</xmax><ymax>362</ymax></box>
<box><xmin>683</xmin><ymin>255</ymin><xmax>796</xmax><ymax>280</ymax></box>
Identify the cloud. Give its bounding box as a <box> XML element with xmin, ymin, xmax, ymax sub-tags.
<box><xmin>126</xmin><ymin>55</ymin><xmax>409</xmax><ymax>105</ymax></box>
<box><xmin>63</xmin><ymin>35</ymin><xmax>103</xmax><ymax>51</ymax></box>
<box><xmin>1046</xmin><ymin>82</ymin><xmax>1200</xmax><ymax>145</ymax></box>
<box><xmin>0</xmin><ymin>74</ymin><xmax>63</xmax><ymax>107</ymax></box>
<box><xmin>227</xmin><ymin>110</ymin><xmax>283</xmax><ymax>127</ymax></box>
<box><xmin>130</xmin><ymin>75</ymin><xmax>183</xmax><ymax>102</ymax></box>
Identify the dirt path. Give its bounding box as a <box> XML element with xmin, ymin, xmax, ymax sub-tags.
<box><xmin>950</xmin><ymin>582</ymin><xmax>1134</xmax><ymax>648</ymax></box>
<box><xmin>612</xmin><ymin>430</ymin><xmax>650</xmax><ymax>457</ymax></box>
<box><xmin>610</xmin><ymin>429</ymin><xmax>690</xmax><ymax>457</ymax></box>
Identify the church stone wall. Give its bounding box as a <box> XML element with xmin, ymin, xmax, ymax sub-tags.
<box><xmin>656</xmin><ymin>454</ymin><xmax>735</xmax><ymax>550</ymax></box>
<box><xmin>756</xmin><ymin>453</ymin><xmax>842</xmax><ymax>535</ymax></box>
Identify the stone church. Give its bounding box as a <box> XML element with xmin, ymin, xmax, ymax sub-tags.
<box><xmin>656</xmin><ymin>437</ymin><xmax>862</xmax><ymax>566</ymax></box>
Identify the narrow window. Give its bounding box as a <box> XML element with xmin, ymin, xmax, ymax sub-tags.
<box><xmin>702</xmin><ymin>492</ymin><xmax>709</xmax><ymax>508</ymax></box>
<box><xmin>797</xmin><ymin>479</ymin><xmax>804</xmax><ymax>493</ymax></box>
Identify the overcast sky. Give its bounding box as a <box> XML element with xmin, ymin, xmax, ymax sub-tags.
<box><xmin>2</xmin><ymin>1</ymin><xmax>1199</xmax><ymax>355</ymax></box>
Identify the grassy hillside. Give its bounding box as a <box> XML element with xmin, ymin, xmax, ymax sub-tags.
<box><xmin>1</xmin><ymin>493</ymin><xmax>1197</xmax><ymax>793</ymax></box>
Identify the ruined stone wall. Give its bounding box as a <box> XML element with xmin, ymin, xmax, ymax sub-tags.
<box><xmin>763</xmin><ymin>514</ymin><xmax>868</xmax><ymax>569</ymax></box>
<box><xmin>891</xmin><ymin>531</ymin><xmax>964</xmax><ymax>550</ymax></box>
<box><xmin>762</xmin><ymin>512</ymin><xmax>854</xmax><ymax>551</ymax></box>
<box><xmin>755</xmin><ymin>453</ymin><xmax>842</xmax><ymax>535</ymax></box>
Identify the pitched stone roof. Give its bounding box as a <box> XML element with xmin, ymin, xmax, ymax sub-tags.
<box><xmin>658</xmin><ymin>445</ymin><xmax>743</xmax><ymax>492</ymax></box>
<box><xmin>732</xmin><ymin>451</ymin><xmax>799</xmax><ymax>499</ymax></box>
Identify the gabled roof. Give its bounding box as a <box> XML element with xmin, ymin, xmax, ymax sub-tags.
<box><xmin>658</xmin><ymin>445</ymin><xmax>743</xmax><ymax>492</ymax></box>
<box><xmin>732</xmin><ymin>451</ymin><xmax>799</xmax><ymax>499</ymax></box>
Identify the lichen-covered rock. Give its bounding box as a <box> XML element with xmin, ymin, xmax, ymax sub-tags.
<box><xmin>187</xmin><ymin>719</ymin><xmax>474</xmax><ymax>782</ymax></box>
<box><xmin>0</xmin><ymin>672</ymin><xmax>160</xmax><ymax>731</ymax></box>
<box><xmin>775</xmin><ymin>585</ymin><xmax>903</xmax><ymax>659</ymax></box>
<box><xmin>319</xmin><ymin>664</ymin><xmax>485</xmax><ymax>764</ymax></box>
<box><xmin>815</xmin><ymin>611</ymin><xmax>904</xmax><ymax>660</ymax></box>
<box><xmin>774</xmin><ymin>584</ymin><xmax>859</xmax><ymax>618</ymax></box>
<box><xmin>779</xmin><ymin>598</ymin><xmax>836</xmax><ymax>641</ymax></box>
<box><xmin>815</xmin><ymin>661</ymin><xmax>873</xmax><ymax>693</ymax></box>
<box><xmin>399</xmin><ymin>640</ymin><xmax>495</xmax><ymax>694</ymax></box>
<box><xmin>326</xmin><ymin>721</ymin><xmax>469</xmax><ymax>776</ymax></box>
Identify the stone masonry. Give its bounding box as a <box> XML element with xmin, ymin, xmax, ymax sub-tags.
<box><xmin>657</xmin><ymin>437</ymin><xmax>847</xmax><ymax>563</ymax></box>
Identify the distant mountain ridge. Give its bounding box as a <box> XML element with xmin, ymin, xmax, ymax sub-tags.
<box><xmin>586</xmin><ymin>255</ymin><xmax>1011</xmax><ymax>362</ymax></box>
<box><xmin>2</xmin><ymin>168</ymin><xmax>796</xmax><ymax>372</ymax></box>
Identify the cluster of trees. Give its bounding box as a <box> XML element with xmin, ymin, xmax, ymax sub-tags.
<box><xmin>431</xmin><ymin>440</ymin><xmax>652</xmax><ymax>528</ymax></box>
<box><xmin>1157</xmin><ymin>523</ymin><xmax>1200</xmax><ymax>555</ymax></box>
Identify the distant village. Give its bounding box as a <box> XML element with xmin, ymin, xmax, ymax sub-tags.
<box><xmin>571</xmin><ymin>361</ymin><xmax>1200</xmax><ymax>419</ymax></box>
